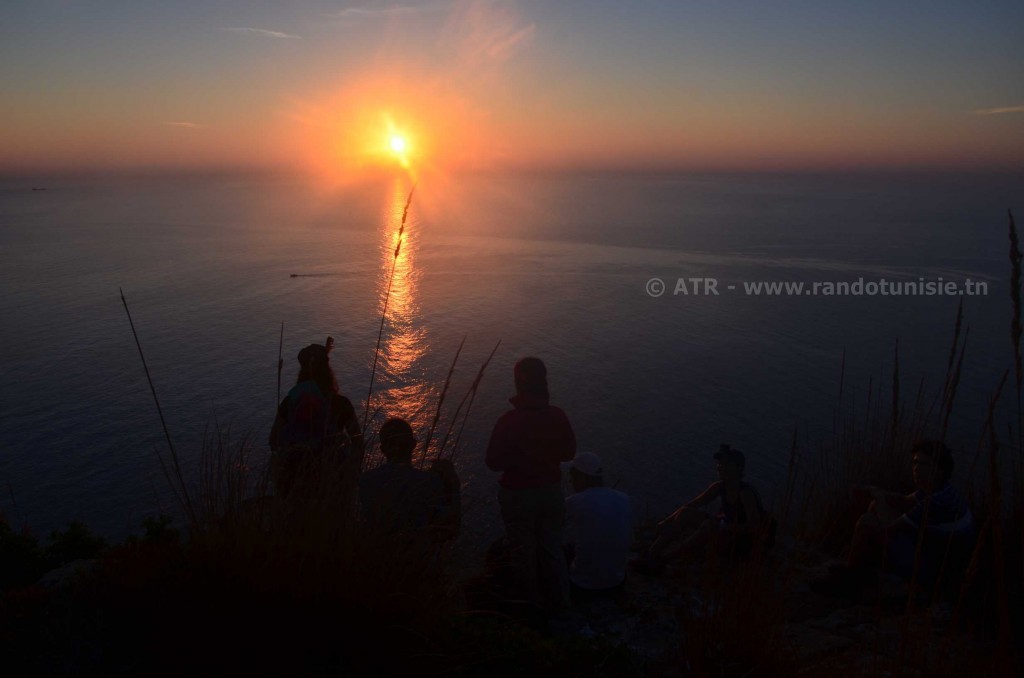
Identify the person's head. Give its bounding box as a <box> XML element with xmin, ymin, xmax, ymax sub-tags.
<box><xmin>713</xmin><ymin>444</ymin><xmax>745</xmax><ymax>482</ymax></box>
<box><xmin>514</xmin><ymin>357</ymin><xmax>548</xmax><ymax>397</ymax></box>
<box><xmin>297</xmin><ymin>343</ymin><xmax>338</xmax><ymax>395</ymax></box>
<box><xmin>912</xmin><ymin>440</ymin><xmax>954</xmax><ymax>491</ymax></box>
<box><xmin>569</xmin><ymin>452</ymin><xmax>604</xmax><ymax>492</ymax></box>
<box><xmin>379</xmin><ymin>418</ymin><xmax>416</xmax><ymax>463</ymax></box>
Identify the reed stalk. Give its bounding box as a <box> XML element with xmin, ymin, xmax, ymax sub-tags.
<box><xmin>442</xmin><ymin>339</ymin><xmax>501</xmax><ymax>463</ymax></box>
<box><xmin>120</xmin><ymin>288</ymin><xmax>196</xmax><ymax>527</ymax></box>
<box><xmin>276</xmin><ymin>321</ymin><xmax>284</xmax><ymax>408</ymax></box>
<box><xmin>363</xmin><ymin>184</ymin><xmax>416</xmax><ymax>432</ymax></box>
<box><xmin>421</xmin><ymin>335</ymin><xmax>466</xmax><ymax>467</ymax></box>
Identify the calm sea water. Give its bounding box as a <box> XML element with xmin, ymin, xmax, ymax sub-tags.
<box><xmin>1</xmin><ymin>170</ymin><xmax>1021</xmax><ymax>542</ymax></box>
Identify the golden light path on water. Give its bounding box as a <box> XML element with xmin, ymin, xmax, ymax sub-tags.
<box><xmin>372</xmin><ymin>177</ymin><xmax>434</xmax><ymax>460</ymax></box>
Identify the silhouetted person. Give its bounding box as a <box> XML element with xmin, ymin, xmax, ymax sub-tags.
<box><xmin>564</xmin><ymin>453</ymin><xmax>632</xmax><ymax>601</ymax></box>
<box><xmin>812</xmin><ymin>440</ymin><xmax>975</xmax><ymax>598</ymax></box>
<box><xmin>635</xmin><ymin>445</ymin><xmax>771</xmax><ymax>574</ymax></box>
<box><xmin>485</xmin><ymin>357</ymin><xmax>576</xmax><ymax>613</ymax></box>
<box><xmin>359</xmin><ymin>418</ymin><xmax>461</xmax><ymax>542</ymax></box>
<box><xmin>269</xmin><ymin>340</ymin><xmax>362</xmax><ymax>497</ymax></box>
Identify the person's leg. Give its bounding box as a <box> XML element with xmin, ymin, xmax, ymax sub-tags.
<box><xmin>848</xmin><ymin>510</ymin><xmax>884</xmax><ymax>572</ymax></box>
<box><xmin>672</xmin><ymin>516</ymin><xmax>718</xmax><ymax>560</ymax></box>
<box><xmin>499</xmin><ymin>486</ymin><xmax>540</xmax><ymax>606</ymax></box>
<box><xmin>811</xmin><ymin>507</ymin><xmax>883</xmax><ymax>598</ymax></box>
<box><xmin>535</xmin><ymin>484</ymin><xmax>570</xmax><ymax>612</ymax></box>
<box><xmin>648</xmin><ymin>506</ymin><xmax>705</xmax><ymax>560</ymax></box>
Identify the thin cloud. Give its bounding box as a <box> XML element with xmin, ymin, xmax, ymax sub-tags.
<box><xmin>330</xmin><ymin>2</ymin><xmax>449</xmax><ymax>20</ymax></box>
<box><xmin>224</xmin><ymin>27</ymin><xmax>301</xmax><ymax>39</ymax></box>
<box><xmin>974</xmin><ymin>105</ymin><xmax>1024</xmax><ymax>116</ymax></box>
<box><xmin>446</xmin><ymin>2</ymin><xmax>535</xmax><ymax>65</ymax></box>
<box><xmin>162</xmin><ymin>121</ymin><xmax>202</xmax><ymax>129</ymax></box>
<box><xmin>486</xmin><ymin>22</ymin><xmax>535</xmax><ymax>61</ymax></box>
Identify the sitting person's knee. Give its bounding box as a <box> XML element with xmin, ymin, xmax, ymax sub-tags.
<box><xmin>697</xmin><ymin>517</ymin><xmax>718</xmax><ymax>534</ymax></box>
<box><xmin>856</xmin><ymin>511</ymin><xmax>882</xmax><ymax>531</ymax></box>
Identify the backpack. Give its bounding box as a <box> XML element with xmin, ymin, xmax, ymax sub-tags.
<box><xmin>282</xmin><ymin>380</ymin><xmax>337</xmax><ymax>451</ymax></box>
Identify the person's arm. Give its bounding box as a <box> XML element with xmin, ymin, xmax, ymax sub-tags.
<box><xmin>559</xmin><ymin>410</ymin><xmax>577</xmax><ymax>462</ymax></box>
<box><xmin>331</xmin><ymin>396</ymin><xmax>364</xmax><ymax>456</ymax></box>
<box><xmin>890</xmin><ymin>491</ymin><xmax>937</xmax><ymax>532</ymax></box>
<box><xmin>660</xmin><ymin>482</ymin><xmax>721</xmax><ymax>525</ymax></box>
<box><xmin>858</xmin><ymin>485</ymin><xmax>917</xmax><ymax>524</ymax></box>
<box><xmin>563</xmin><ymin>497</ymin><xmax>577</xmax><ymax>548</ymax></box>
<box><xmin>485</xmin><ymin>415</ymin><xmax>515</xmax><ymax>472</ymax></box>
<box><xmin>343</xmin><ymin>411</ymin><xmax>364</xmax><ymax>455</ymax></box>
<box><xmin>269</xmin><ymin>400</ymin><xmax>288</xmax><ymax>451</ymax></box>
<box><xmin>429</xmin><ymin>460</ymin><xmax>461</xmax><ymax>541</ymax></box>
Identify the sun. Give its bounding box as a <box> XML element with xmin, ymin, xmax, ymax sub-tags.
<box><xmin>389</xmin><ymin>135</ymin><xmax>407</xmax><ymax>154</ymax></box>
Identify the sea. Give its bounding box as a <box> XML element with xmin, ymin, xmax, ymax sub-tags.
<box><xmin>1</xmin><ymin>169</ymin><xmax>1021</xmax><ymax>545</ymax></box>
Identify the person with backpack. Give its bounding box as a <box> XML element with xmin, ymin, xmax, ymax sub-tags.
<box><xmin>634</xmin><ymin>444</ymin><xmax>774</xmax><ymax>574</ymax></box>
<box><xmin>269</xmin><ymin>339</ymin><xmax>363</xmax><ymax>497</ymax></box>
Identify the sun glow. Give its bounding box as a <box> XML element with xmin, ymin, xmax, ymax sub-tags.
<box><xmin>288</xmin><ymin>73</ymin><xmax>490</xmax><ymax>184</ymax></box>
<box><xmin>387</xmin><ymin>131</ymin><xmax>411</xmax><ymax>168</ymax></box>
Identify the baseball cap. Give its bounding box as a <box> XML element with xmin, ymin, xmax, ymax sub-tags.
<box><xmin>571</xmin><ymin>452</ymin><xmax>603</xmax><ymax>477</ymax></box>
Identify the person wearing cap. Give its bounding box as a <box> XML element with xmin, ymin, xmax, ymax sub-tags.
<box><xmin>564</xmin><ymin>452</ymin><xmax>633</xmax><ymax>599</ymax></box>
<box><xmin>269</xmin><ymin>339</ymin><xmax>363</xmax><ymax>496</ymax></box>
<box><xmin>485</xmin><ymin>356</ymin><xmax>576</xmax><ymax>612</ymax></box>
<box><xmin>635</xmin><ymin>444</ymin><xmax>768</xmax><ymax>573</ymax></box>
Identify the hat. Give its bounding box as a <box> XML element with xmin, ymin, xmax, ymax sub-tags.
<box><xmin>297</xmin><ymin>343</ymin><xmax>328</xmax><ymax>368</ymax></box>
<box><xmin>571</xmin><ymin>452</ymin><xmax>603</xmax><ymax>477</ymax></box>
<box><xmin>713</xmin><ymin>444</ymin><xmax>745</xmax><ymax>469</ymax></box>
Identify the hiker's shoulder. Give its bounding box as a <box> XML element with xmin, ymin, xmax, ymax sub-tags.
<box><xmin>331</xmin><ymin>393</ymin><xmax>355</xmax><ymax>413</ymax></box>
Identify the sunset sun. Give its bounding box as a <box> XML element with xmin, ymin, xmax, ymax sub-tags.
<box><xmin>389</xmin><ymin>135</ymin><xmax>407</xmax><ymax>154</ymax></box>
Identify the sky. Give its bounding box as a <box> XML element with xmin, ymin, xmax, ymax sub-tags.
<box><xmin>2</xmin><ymin>1</ymin><xmax>1023</xmax><ymax>175</ymax></box>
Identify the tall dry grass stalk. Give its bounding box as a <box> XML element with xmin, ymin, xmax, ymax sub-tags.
<box><xmin>441</xmin><ymin>339</ymin><xmax>501</xmax><ymax>464</ymax></box>
<box><xmin>120</xmin><ymin>288</ymin><xmax>196</xmax><ymax>528</ymax></box>
<box><xmin>420</xmin><ymin>335</ymin><xmax>466</xmax><ymax>468</ymax></box>
<box><xmin>363</xmin><ymin>184</ymin><xmax>417</xmax><ymax>432</ymax></box>
<box><xmin>1007</xmin><ymin>209</ymin><xmax>1024</xmax><ymax>597</ymax></box>
<box><xmin>169</xmin><ymin>428</ymin><xmax>459</xmax><ymax>635</ymax></box>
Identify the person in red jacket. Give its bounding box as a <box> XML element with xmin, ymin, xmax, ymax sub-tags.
<box><xmin>486</xmin><ymin>357</ymin><xmax>576</xmax><ymax>613</ymax></box>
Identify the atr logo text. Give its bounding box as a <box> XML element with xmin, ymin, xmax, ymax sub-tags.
<box><xmin>673</xmin><ymin>278</ymin><xmax>719</xmax><ymax>295</ymax></box>
<box><xmin>645</xmin><ymin>277</ymin><xmax>720</xmax><ymax>297</ymax></box>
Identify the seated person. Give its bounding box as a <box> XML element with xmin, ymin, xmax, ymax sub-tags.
<box><xmin>813</xmin><ymin>439</ymin><xmax>975</xmax><ymax>597</ymax></box>
<box><xmin>635</xmin><ymin>445</ymin><xmax>771</xmax><ymax>573</ymax></box>
<box><xmin>358</xmin><ymin>418</ymin><xmax>461</xmax><ymax>542</ymax></box>
<box><xmin>564</xmin><ymin>453</ymin><xmax>633</xmax><ymax>598</ymax></box>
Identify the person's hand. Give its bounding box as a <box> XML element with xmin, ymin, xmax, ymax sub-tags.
<box><xmin>851</xmin><ymin>484</ymin><xmax>876</xmax><ymax>500</ymax></box>
<box><xmin>852</xmin><ymin>485</ymin><xmax>886</xmax><ymax>511</ymax></box>
<box><xmin>658</xmin><ymin>505</ymin><xmax>687</xmax><ymax>527</ymax></box>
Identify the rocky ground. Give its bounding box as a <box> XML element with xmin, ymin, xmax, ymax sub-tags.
<box><xmin>541</xmin><ymin>536</ymin><xmax>1008</xmax><ymax>676</ymax></box>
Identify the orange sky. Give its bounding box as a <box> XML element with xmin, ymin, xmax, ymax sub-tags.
<box><xmin>2</xmin><ymin>2</ymin><xmax>1023</xmax><ymax>175</ymax></box>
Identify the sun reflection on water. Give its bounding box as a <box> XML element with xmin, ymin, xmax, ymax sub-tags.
<box><xmin>372</xmin><ymin>177</ymin><xmax>434</xmax><ymax>446</ymax></box>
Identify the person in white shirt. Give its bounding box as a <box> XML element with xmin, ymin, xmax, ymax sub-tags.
<box><xmin>564</xmin><ymin>453</ymin><xmax>633</xmax><ymax>598</ymax></box>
